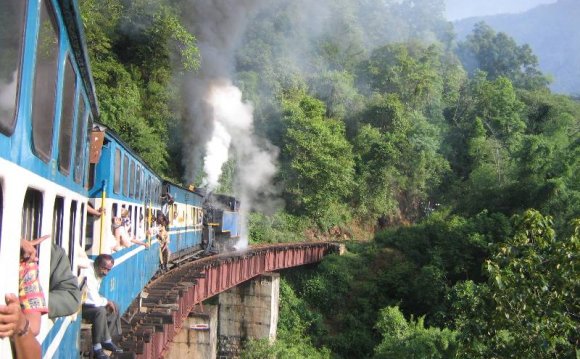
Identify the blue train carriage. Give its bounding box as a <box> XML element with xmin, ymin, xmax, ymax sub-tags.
<box><xmin>0</xmin><ymin>0</ymin><xmax>98</xmax><ymax>357</ymax></box>
<box><xmin>202</xmin><ymin>192</ymin><xmax>242</xmax><ymax>252</ymax></box>
<box><xmin>86</xmin><ymin>124</ymin><xmax>164</xmax><ymax>316</ymax></box>
<box><xmin>162</xmin><ymin>181</ymin><xmax>205</xmax><ymax>263</ymax></box>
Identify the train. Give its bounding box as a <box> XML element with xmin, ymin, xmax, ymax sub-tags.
<box><xmin>0</xmin><ymin>0</ymin><xmax>240</xmax><ymax>358</ymax></box>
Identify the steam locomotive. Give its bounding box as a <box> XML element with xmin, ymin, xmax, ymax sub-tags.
<box><xmin>0</xmin><ymin>0</ymin><xmax>239</xmax><ymax>357</ymax></box>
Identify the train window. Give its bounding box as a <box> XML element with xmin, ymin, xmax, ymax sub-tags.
<box><xmin>68</xmin><ymin>200</ymin><xmax>77</xmax><ymax>264</ymax></box>
<box><xmin>157</xmin><ymin>182</ymin><xmax>161</xmax><ymax>206</ymax></box>
<box><xmin>58</xmin><ymin>56</ymin><xmax>77</xmax><ymax>175</ymax></box>
<box><xmin>131</xmin><ymin>206</ymin><xmax>137</xmax><ymax>236</ymax></box>
<box><xmin>129</xmin><ymin>160</ymin><xmax>135</xmax><ymax>198</ymax></box>
<box><xmin>114</xmin><ymin>149</ymin><xmax>121</xmax><ymax>194</ymax></box>
<box><xmin>153</xmin><ymin>182</ymin><xmax>158</xmax><ymax>206</ymax></box>
<box><xmin>84</xmin><ymin>114</ymin><xmax>94</xmax><ymax>189</ymax></box>
<box><xmin>157</xmin><ymin>182</ymin><xmax>162</xmax><ymax>206</ymax></box>
<box><xmin>88</xmin><ymin>163</ymin><xmax>96</xmax><ymax>189</ymax></box>
<box><xmin>78</xmin><ymin>203</ymin><xmax>85</xmax><ymax>274</ymax></box>
<box><xmin>73</xmin><ymin>98</ymin><xmax>87</xmax><ymax>183</ymax></box>
<box><xmin>52</xmin><ymin>196</ymin><xmax>64</xmax><ymax>247</ymax></box>
<box><xmin>21</xmin><ymin>189</ymin><xmax>43</xmax><ymax>242</ymax></box>
<box><xmin>122</xmin><ymin>154</ymin><xmax>129</xmax><ymax>196</ymax></box>
<box><xmin>136</xmin><ymin>166</ymin><xmax>141</xmax><ymax>200</ymax></box>
<box><xmin>0</xmin><ymin>0</ymin><xmax>27</xmax><ymax>135</ymax></box>
<box><xmin>112</xmin><ymin>203</ymin><xmax>118</xmax><ymax>218</ymax></box>
<box><xmin>169</xmin><ymin>203</ymin><xmax>174</xmax><ymax>224</ymax></box>
<box><xmin>31</xmin><ymin>0</ymin><xmax>60</xmax><ymax>162</ymax></box>
<box><xmin>147</xmin><ymin>175</ymin><xmax>152</xmax><ymax>203</ymax></box>
<box><xmin>151</xmin><ymin>178</ymin><xmax>156</xmax><ymax>204</ymax></box>
<box><xmin>141</xmin><ymin>172</ymin><xmax>145</xmax><ymax>201</ymax></box>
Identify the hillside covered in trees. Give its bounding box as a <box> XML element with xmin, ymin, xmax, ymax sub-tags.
<box><xmin>80</xmin><ymin>0</ymin><xmax>579</xmax><ymax>357</ymax></box>
<box><xmin>454</xmin><ymin>0</ymin><xmax>580</xmax><ymax>95</ymax></box>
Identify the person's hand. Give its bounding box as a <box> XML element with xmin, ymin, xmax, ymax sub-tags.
<box><xmin>0</xmin><ymin>294</ymin><xmax>24</xmax><ymax>338</ymax></box>
<box><xmin>142</xmin><ymin>241</ymin><xmax>150</xmax><ymax>249</ymax></box>
<box><xmin>106</xmin><ymin>300</ymin><xmax>117</xmax><ymax>314</ymax></box>
<box><xmin>20</xmin><ymin>235</ymin><xmax>50</xmax><ymax>262</ymax></box>
<box><xmin>98</xmin><ymin>207</ymin><xmax>106</xmax><ymax>215</ymax></box>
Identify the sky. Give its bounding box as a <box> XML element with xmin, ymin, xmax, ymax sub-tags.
<box><xmin>445</xmin><ymin>0</ymin><xmax>558</xmax><ymax>21</ymax></box>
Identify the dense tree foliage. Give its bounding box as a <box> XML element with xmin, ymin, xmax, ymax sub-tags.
<box><xmin>279</xmin><ymin>91</ymin><xmax>355</xmax><ymax>228</ymax></box>
<box><xmin>80</xmin><ymin>0</ymin><xmax>199</xmax><ymax>176</ymax></box>
<box><xmin>452</xmin><ymin>210</ymin><xmax>579</xmax><ymax>358</ymax></box>
<box><xmin>374</xmin><ymin>306</ymin><xmax>458</xmax><ymax>359</ymax></box>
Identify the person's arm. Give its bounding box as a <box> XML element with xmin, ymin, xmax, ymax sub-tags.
<box><xmin>20</xmin><ymin>235</ymin><xmax>50</xmax><ymax>262</ymax></box>
<box><xmin>0</xmin><ymin>294</ymin><xmax>42</xmax><ymax>359</ymax></box>
<box><xmin>87</xmin><ymin>204</ymin><xmax>105</xmax><ymax>217</ymax></box>
<box><xmin>49</xmin><ymin>245</ymin><xmax>81</xmax><ymax>319</ymax></box>
<box><xmin>105</xmin><ymin>300</ymin><xmax>118</xmax><ymax>315</ymax></box>
<box><xmin>130</xmin><ymin>237</ymin><xmax>150</xmax><ymax>248</ymax></box>
<box><xmin>12</xmin><ymin>322</ymin><xmax>42</xmax><ymax>359</ymax></box>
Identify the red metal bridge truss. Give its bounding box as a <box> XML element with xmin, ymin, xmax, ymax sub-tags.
<box><xmin>118</xmin><ymin>241</ymin><xmax>341</xmax><ymax>358</ymax></box>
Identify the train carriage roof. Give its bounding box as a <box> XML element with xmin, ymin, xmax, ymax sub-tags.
<box><xmin>92</xmin><ymin>123</ymin><xmax>159</xmax><ymax>177</ymax></box>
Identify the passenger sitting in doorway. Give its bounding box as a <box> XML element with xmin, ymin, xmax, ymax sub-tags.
<box><xmin>82</xmin><ymin>254</ymin><xmax>123</xmax><ymax>359</ymax></box>
<box><xmin>111</xmin><ymin>216</ymin><xmax>149</xmax><ymax>252</ymax></box>
<box><xmin>0</xmin><ymin>236</ymin><xmax>49</xmax><ymax>358</ymax></box>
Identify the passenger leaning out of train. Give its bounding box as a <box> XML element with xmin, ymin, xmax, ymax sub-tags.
<box><xmin>161</xmin><ymin>192</ymin><xmax>174</xmax><ymax>219</ymax></box>
<box><xmin>110</xmin><ymin>215</ymin><xmax>149</xmax><ymax>252</ymax></box>
<box><xmin>82</xmin><ymin>254</ymin><xmax>123</xmax><ymax>359</ymax></box>
<box><xmin>148</xmin><ymin>212</ymin><xmax>170</xmax><ymax>271</ymax></box>
<box><xmin>20</xmin><ymin>236</ymin><xmax>81</xmax><ymax>319</ymax></box>
<box><xmin>0</xmin><ymin>236</ymin><xmax>50</xmax><ymax>358</ymax></box>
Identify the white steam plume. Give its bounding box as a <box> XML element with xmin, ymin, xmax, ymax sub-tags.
<box><xmin>205</xmin><ymin>81</ymin><xmax>279</xmax><ymax>248</ymax></box>
<box><xmin>181</xmin><ymin>0</ymin><xmax>278</xmax><ymax>248</ymax></box>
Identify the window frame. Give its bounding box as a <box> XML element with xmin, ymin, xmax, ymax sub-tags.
<box><xmin>0</xmin><ymin>0</ymin><xmax>28</xmax><ymax>135</ymax></box>
<box><xmin>31</xmin><ymin>0</ymin><xmax>60</xmax><ymax>162</ymax></box>
<box><xmin>58</xmin><ymin>55</ymin><xmax>77</xmax><ymax>175</ymax></box>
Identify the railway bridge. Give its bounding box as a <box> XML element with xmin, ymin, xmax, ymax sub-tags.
<box><xmin>115</xmin><ymin>241</ymin><xmax>342</xmax><ymax>358</ymax></box>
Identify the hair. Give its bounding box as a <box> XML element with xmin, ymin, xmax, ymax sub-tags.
<box><xmin>95</xmin><ymin>254</ymin><xmax>114</xmax><ymax>267</ymax></box>
<box><xmin>156</xmin><ymin>212</ymin><xmax>168</xmax><ymax>226</ymax></box>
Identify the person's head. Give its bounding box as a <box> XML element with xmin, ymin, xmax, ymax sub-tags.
<box><xmin>94</xmin><ymin>254</ymin><xmax>114</xmax><ymax>278</ymax></box>
<box><xmin>121</xmin><ymin>208</ymin><xmax>129</xmax><ymax>218</ymax></box>
<box><xmin>157</xmin><ymin>213</ymin><xmax>168</xmax><ymax>226</ymax></box>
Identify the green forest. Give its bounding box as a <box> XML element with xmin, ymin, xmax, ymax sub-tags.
<box><xmin>80</xmin><ymin>0</ymin><xmax>579</xmax><ymax>357</ymax></box>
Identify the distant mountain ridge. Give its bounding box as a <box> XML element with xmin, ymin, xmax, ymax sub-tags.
<box><xmin>453</xmin><ymin>0</ymin><xmax>580</xmax><ymax>95</ymax></box>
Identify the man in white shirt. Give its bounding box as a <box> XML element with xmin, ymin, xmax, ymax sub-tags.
<box><xmin>82</xmin><ymin>254</ymin><xmax>123</xmax><ymax>359</ymax></box>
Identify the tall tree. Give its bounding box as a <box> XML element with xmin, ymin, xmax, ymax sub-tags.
<box><xmin>457</xmin><ymin>22</ymin><xmax>549</xmax><ymax>90</ymax></box>
<box><xmin>279</xmin><ymin>91</ymin><xmax>355</xmax><ymax>228</ymax></box>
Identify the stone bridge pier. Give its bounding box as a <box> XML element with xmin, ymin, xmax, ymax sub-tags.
<box><xmin>167</xmin><ymin>273</ymin><xmax>280</xmax><ymax>359</ymax></box>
